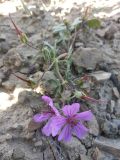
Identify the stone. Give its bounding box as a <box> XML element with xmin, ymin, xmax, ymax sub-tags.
<box><xmin>88</xmin><ymin>115</ymin><xmax>99</xmax><ymax>136</ymax></box>
<box><xmin>18</xmin><ymin>91</ymin><xmax>42</xmax><ymax>112</ymax></box>
<box><xmin>81</xmin><ymin>134</ymin><xmax>93</xmax><ymax>148</ymax></box>
<box><xmin>106</xmin><ymin>100</ymin><xmax>115</xmax><ymax>113</ymax></box>
<box><xmin>34</xmin><ymin>140</ymin><xmax>43</xmax><ymax>147</ymax></box>
<box><xmin>42</xmin><ymin>71</ymin><xmax>56</xmax><ymax>81</ymax></box>
<box><xmin>96</xmin><ymin>29</ymin><xmax>106</xmax><ymax>38</ymax></box>
<box><xmin>16</xmin><ymin>43</ymin><xmax>39</xmax><ymax>59</ymax></box>
<box><xmin>61</xmin><ymin>137</ymin><xmax>86</xmax><ymax>160</ymax></box>
<box><xmin>8</xmin><ymin>73</ymin><xmax>28</xmax><ymax>88</ymax></box>
<box><xmin>94</xmin><ymin>136</ymin><xmax>120</xmax><ymax>158</ymax></box>
<box><xmin>80</xmin><ymin>154</ymin><xmax>91</xmax><ymax>160</ymax></box>
<box><xmin>2</xmin><ymin>152</ymin><xmax>13</xmax><ymax>160</ymax></box>
<box><xmin>112</xmin><ymin>119</ymin><xmax>120</xmax><ymax>135</ymax></box>
<box><xmin>0</xmin><ymin>58</ymin><xmax>3</xmax><ymax>67</ymax></box>
<box><xmin>29</xmin><ymin>71</ymin><xmax>43</xmax><ymax>83</ymax></box>
<box><xmin>29</xmin><ymin>33</ymin><xmax>42</xmax><ymax>46</ymax></box>
<box><xmin>72</xmin><ymin>47</ymin><xmax>103</xmax><ymax>70</ymax></box>
<box><xmin>0</xmin><ymin>41</ymin><xmax>10</xmax><ymax>54</ymax></box>
<box><xmin>101</xmin><ymin>121</ymin><xmax>118</xmax><ymax>138</ymax></box>
<box><xmin>3</xmin><ymin>48</ymin><xmax>23</xmax><ymax>70</ymax></box>
<box><xmin>43</xmin><ymin>147</ymin><xmax>55</xmax><ymax>160</ymax></box>
<box><xmin>104</xmin><ymin>24</ymin><xmax>118</xmax><ymax>40</ymax></box>
<box><xmin>33</xmin><ymin>148</ymin><xmax>37</xmax><ymax>153</ymax></box>
<box><xmin>42</xmin><ymin>71</ymin><xmax>59</xmax><ymax>95</ymax></box>
<box><xmin>91</xmin><ymin>71</ymin><xmax>111</xmax><ymax>81</ymax></box>
<box><xmin>106</xmin><ymin>113</ymin><xmax>111</xmax><ymax>120</ymax></box>
<box><xmin>112</xmin><ymin>87</ymin><xmax>120</xmax><ymax>99</ymax></box>
<box><xmin>113</xmin><ymin>38</ymin><xmax>120</xmax><ymax>52</ymax></box>
<box><xmin>92</xmin><ymin>147</ymin><xmax>119</xmax><ymax>160</ymax></box>
<box><xmin>0</xmin><ymin>71</ymin><xmax>5</xmax><ymax>82</ymax></box>
<box><xmin>12</xmin><ymin>148</ymin><xmax>25</xmax><ymax>159</ymax></box>
<box><xmin>92</xmin><ymin>147</ymin><xmax>102</xmax><ymax>160</ymax></box>
<box><xmin>2</xmin><ymin>81</ymin><xmax>15</xmax><ymax>91</ymax></box>
<box><xmin>114</xmin><ymin>99</ymin><xmax>120</xmax><ymax>117</ymax></box>
<box><xmin>75</xmin><ymin>42</ymin><xmax>84</xmax><ymax>48</ymax></box>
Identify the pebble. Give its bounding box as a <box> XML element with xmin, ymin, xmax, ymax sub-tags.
<box><xmin>104</xmin><ymin>24</ymin><xmax>118</xmax><ymax>40</ymax></box>
<box><xmin>88</xmin><ymin>115</ymin><xmax>99</xmax><ymax>136</ymax></box>
<box><xmin>75</xmin><ymin>42</ymin><xmax>84</xmax><ymax>48</ymax></box>
<box><xmin>114</xmin><ymin>99</ymin><xmax>120</xmax><ymax>117</ymax></box>
<box><xmin>90</xmin><ymin>71</ymin><xmax>111</xmax><ymax>81</ymax></box>
<box><xmin>2</xmin><ymin>81</ymin><xmax>15</xmax><ymax>91</ymax></box>
<box><xmin>106</xmin><ymin>100</ymin><xmax>115</xmax><ymax>113</ymax></box>
<box><xmin>32</xmin><ymin>138</ymin><xmax>37</xmax><ymax>142</ymax></box>
<box><xmin>112</xmin><ymin>87</ymin><xmax>120</xmax><ymax>99</ymax></box>
<box><xmin>34</xmin><ymin>140</ymin><xmax>43</xmax><ymax>147</ymax></box>
<box><xmin>12</xmin><ymin>148</ymin><xmax>25</xmax><ymax>159</ymax></box>
<box><xmin>96</xmin><ymin>29</ymin><xmax>106</xmax><ymax>38</ymax></box>
<box><xmin>33</xmin><ymin>148</ymin><xmax>37</xmax><ymax>153</ymax></box>
<box><xmin>72</xmin><ymin>47</ymin><xmax>103</xmax><ymax>70</ymax></box>
<box><xmin>101</xmin><ymin>121</ymin><xmax>118</xmax><ymax>137</ymax></box>
<box><xmin>94</xmin><ymin>136</ymin><xmax>120</xmax><ymax>158</ymax></box>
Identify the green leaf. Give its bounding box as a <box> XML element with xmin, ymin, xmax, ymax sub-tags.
<box><xmin>87</xmin><ymin>19</ymin><xmax>101</xmax><ymax>29</ymax></box>
<box><xmin>53</xmin><ymin>24</ymin><xmax>66</xmax><ymax>34</ymax></box>
<box><xmin>20</xmin><ymin>33</ymin><xmax>28</xmax><ymax>44</ymax></box>
<box><xmin>42</xmin><ymin>42</ymin><xmax>57</xmax><ymax>62</ymax></box>
<box><xmin>70</xmin><ymin>17</ymin><xmax>82</xmax><ymax>31</ymax></box>
<box><xmin>74</xmin><ymin>90</ymin><xmax>83</xmax><ymax>98</ymax></box>
<box><xmin>20</xmin><ymin>0</ymin><xmax>31</xmax><ymax>15</ymax></box>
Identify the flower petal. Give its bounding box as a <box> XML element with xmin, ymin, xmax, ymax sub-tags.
<box><xmin>51</xmin><ymin>116</ymin><xmax>66</xmax><ymax>137</ymax></box>
<box><xmin>58</xmin><ymin>124</ymin><xmax>72</xmax><ymax>142</ymax></box>
<box><xmin>73</xmin><ymin>122</ymin><xmax>88</xmax><ymax>139</ymax></box>
<box><xmin>42</xmin><ymin>95</ymin><xmax>60</xmax><ymax>116</ymax></box>
<box><xmin>75</xmin><ymin>110</ymin><xmax>93</xmax><ymax>121</ymax></box>
<box><xmin>33</xmin><ymin>113</ymin><xmax>51</xmax><ymax>123</ymax></box>
<box><xmin>62</xmin><ymin>103</ymin><xmax>80</xmax><ymax>116</ymax></box>
<box><xmin>42</xmin><ymin>118</ymin><xmax>53</xmax><ymax>136</ymax></box>
<box><xmin>51</xmin><ymin>106</ymin><xmax>60</xmax><ymax>116</ymax></box>
<box><xmin>42</xmin><ymin>96</ymin><xmax>54</xmax><ymax>107</ymax></box>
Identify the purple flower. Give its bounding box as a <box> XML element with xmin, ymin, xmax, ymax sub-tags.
<box><xmin>33</xmin><ymin>96</ymin><xmax>60</xmax><ymax>136</ymax></box>
<box><xmin>52</xmin><ymin>103</ymin><xmax>93</xmax><ymax>142</ymax></box>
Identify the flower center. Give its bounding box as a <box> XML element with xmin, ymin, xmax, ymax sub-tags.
<box><xmin>66</xmin><ymin>116</ymin><xmax>78</xmax><ymax>127</ymax></box>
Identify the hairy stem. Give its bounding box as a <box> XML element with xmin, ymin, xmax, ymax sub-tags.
<box><xmin>55</xmin><ymin>59</ymin><xmax>65</xmax><ymax>84</ymax></box>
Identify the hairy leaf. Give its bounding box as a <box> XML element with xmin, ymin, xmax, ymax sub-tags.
<box><xmin>53</xmin><ymin>24</ymin><xmax>66</xmax><ymax>34</ymax></box>
<box><xmin>87</xmin><ymin>19</ymin><xmax>101</xmax><ymax>29</ymax></box>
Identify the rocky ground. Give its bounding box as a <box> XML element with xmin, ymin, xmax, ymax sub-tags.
<box><xmin>0</xmin><ymin>0</ymin><xmax>120</xmax><ymax>160</ymax></box>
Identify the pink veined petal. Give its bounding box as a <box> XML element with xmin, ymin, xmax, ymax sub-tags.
<box><xmin>42</xmin><ymin>96</ymin><xmax>54</xmax><ymax>107</ymax></box>
<box><xmin>62</xmin><ymin>103</ymin><xmax>80</xmax><ymax>116</ymax></box>
<box><xmin>33</xmin><ymin>113</ymin><xmax>51</xmax><ymax>123</ymax></box>
<box><xmin>75</xmin><ymin>110</ymin><xmax>93</xmax><ymax>121</ymax></box>
<box><xmin>42</xmin><ymin>118</ymin><xmax>53</xmax><ymax>136</ymax></box>
<box><xmin>51</xmin><ymin>116</ymin><xmax>66</xmax><ymax>137</ymax></box>
<box><xmin>58</xmin><ymin>124</ymin><xmax>72</xmax><ymax>142</ymax></box>
<box><xmin>73</xmin><ymin>122</ymin><xmax>88</xmax><ymax>139</ymax></box>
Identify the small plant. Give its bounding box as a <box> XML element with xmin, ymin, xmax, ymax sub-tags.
<box><xmin>9</xmin><ymin>6</ymin><xmax>105</xmax><ymax>143</ymax></box>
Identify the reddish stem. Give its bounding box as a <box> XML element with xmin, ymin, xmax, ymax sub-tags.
<box><xmin>13</xmin><ymin>73</ymin><xmax>30</xmax><ymax>83</ymax></box>
<box><xmin>9</xmin><ymin>14</ymin><xmax>23</xmax><ymax>36</ymax></box>
<box><xmin>81</xmin><ymin>95</ymin><xmax>107</xmax><ymax>104</ymax></box>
